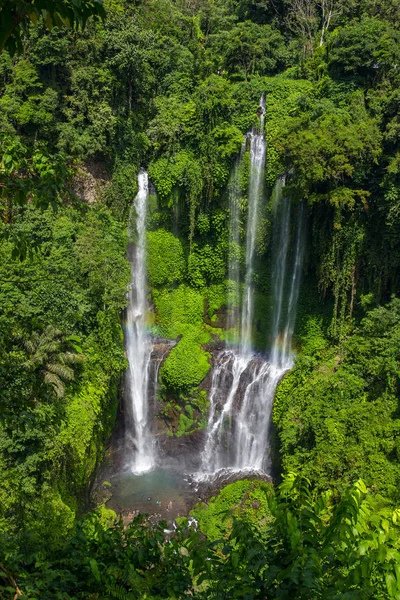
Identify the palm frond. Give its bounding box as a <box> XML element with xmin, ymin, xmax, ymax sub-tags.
<box><xmin>24</xmin><ymin>339</ymin><xmax>36</xmax><ymax>354</ymax></box>
<box><xmin>46</xmin><ymin>363</ymin><xmax>75</xmax><ymax>381</ymax></box>
<box><xmin>61</xmin><ymin>352</ymin><xmax>86</xmax><ymax>365</ymax></box>
<box><xmin>40</xmin><ymin>340</ymin><xmax>60</xmax><ymax>354</ymax></box>
<box><xmin>43</xmin><ymin>372</ymin><xmax>65</xmax><ymax>398</ymax></box>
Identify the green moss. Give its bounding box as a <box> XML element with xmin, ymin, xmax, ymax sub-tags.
<box><xmin>152</xmin><ymin>283</ymin><xmax>211</xmax><ymax>393</ymax></box>
<box><xmin>96</xmin><ymin>504</ymin><xmax>117</xmax><ymax>529</ymax></box>
<box><xmin>153</xmin><ymin>284</ymin><xmax>204</xmax><ymax>338</ymax></box>
<box><xmin>175</xmin><ymin>390</ymin><xmax>209</xmax><ymax>437</ymax></box>
<box><xmin>160</xmin><ymin>326</ymin><xmax>211</xmax><ymax>391</ymax></box>
<box><xmin>191</xmin><ymin>479</ymin><xmax>274</xmax><ymax>541</ymax></box>
<box><xmin>147</xmin><ymin>229</ymin><xmax>185</xmax><ymax>287</ymax></box>
<box><xmin>205</xmin><ymin>283</ymin><xmax>227</xmax><ymax>317</ymax></box>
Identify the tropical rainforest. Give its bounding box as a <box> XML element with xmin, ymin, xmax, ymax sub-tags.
<box><xmin>1</xmin><ymin>0</ymin><xmax>400</xmax><ymax>597</ymax></box>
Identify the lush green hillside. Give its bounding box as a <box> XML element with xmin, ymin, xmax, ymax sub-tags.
<box><xmin>1</xmin><ymin>0</ymin><xmax>400</xmax><ymax>597</ymax></box>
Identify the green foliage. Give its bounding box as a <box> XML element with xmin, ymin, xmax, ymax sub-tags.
<box><xmin>211</xmin><ymin>21</ymin><xmax>288</xmax><ymax>81</ymax></box>
<box><xmin>153</xmin><ymin>285</ymin><xmax>210</xmax><ymax>392</ymax></box>
<box><xmin>0</xmin><ymin>204</ymin><xmax>129</xmax><ymax>539</ymax></box>
<box><xmin>204</xmin><ymin>283</ymin><xmax>228</xmax><ymax>317</ymax></box>
<box><xmin>161</xmin><ymin>326</ymin><xmax>210</xmax><ymax>391</ymax></box>
<box><xmin>283</xmin><ymin>93</ymin><xmax>382</xmax><ymax>197</ymax></box>
<box><xmin>191</xmin><ymin>479</ymin><xmax>273</xmax><ymax>541</ymax></box>
<box><xmin>187</xmin><ymin>242</ymin><xmax>226</xmax><ymax>287</ymax></box>
<box><xmin>148</xmin><ymin>151</ymin><xmax>202</xmax><ymax>206</ymax></box>
<box><xmin>328</xmin><ymin>17</ymin><xmax>400</xmax><ymax>84</ymax></box>
<box><xmin>3</xmin><ymin>1</ymin><xmax>400</xmax><ymax>597</ymax></box>
<box><xmin>262</xmin><ymin>77</ymin><xmax>315</xmax><ymax>185</ymax></box>
<box><xmin>147</xmin><ymin>229</ymin><xmax>185</xmax><ymax>287</ymax></box>
<box><xmin>298</xmin><ymin>315</ymin><xmax>329</xmax><ymax>357</ymax></box>
<box><xmin>193</xmin><ymin>474</ymin><xmax>400</xmax><ymax>599</ymax></box>
<box><xmin>153</xmin><ymin>284</ymin><xmax>203</xmax><ymax>335</ymax></box>
<box><xmin>175</xmin><ymin>389</ymin><xmax>208</xmax><ymax>437</ymax></box>
<box><xmin>103</xmin><ymin>163</ymin><xmax>137</xmax><ymax>220</ymax></box>
<box><xmin>274</xmin><ymin>298</ymin><xmax>400</xmax><ymax>502</ymax></box>
<box><xmin>0</xmin><ymin>134</ymin><xmax>71</xmax><ymax>257</ymax></box>
<box><xmin>0</xmin><ymin>0</ymin><xmax>105</xmax><ymax>55</ymax></box>
<box><xmin>2</xmin><ymin>476</ymin><xmax>400</xmax><ymax>599</ymax></box>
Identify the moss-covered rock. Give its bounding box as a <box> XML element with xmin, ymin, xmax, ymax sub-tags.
<box><xmin>191</xmin><ymin>479</ymin><xmax>274</xmax><ymax>541</ymax></box>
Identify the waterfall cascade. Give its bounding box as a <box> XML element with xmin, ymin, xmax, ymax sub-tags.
<box><xmin>241</xmin><ymin>93</ymin><xmax>267</xmax><ymax>354</ymax></box>
<box><xmin>200</xmin><ymin>95</ymin><xmax>305</xmax><ymax>476</ymax></box>
<box><xmin>125</xmin><ymin>170</ymin><xmax>155</xmax><ymax>474</ymax></box>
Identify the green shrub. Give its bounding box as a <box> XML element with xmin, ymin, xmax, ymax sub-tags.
<box><xmin>187</xmin><ymin>243</ymin><xmax>226</xmax><ymax>288</ymax></box>
<box><xmin>191</xmin><ymin>479</ymin><xmax>273</xmax><ymax>541</ymax></box>
<box><xmin>160</xmin><ymin>325</ymin><xmax>210</xmax><ymax>391</ymax></box>
<box><xmin>153</xmin><ymin>284</ymin><xmax>204</xmax><ymax>338</ymax></box>
<box><xmin>147</xmin><ymin>229</ymin><xmax>185</xmax><ymax>287</ymax></box>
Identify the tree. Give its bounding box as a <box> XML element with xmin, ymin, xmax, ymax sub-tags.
<box><xmin>285</xmin><ymin>0</ymin><xmax>318</xmax><ymax>56</ymax></box>
<box><xmin>318</xmin><ymin>0</ymin><xmax>344</xmax><ymax>46</ymax></box>
<box><xmin>22</xmin><ymin>325</ymin><xmax>84</xmax><ymax>398</ymax></box>
<box><xmin>327</xmin><ymin>17</ymin><xmax>400</xmax><ymax>85</ymax></box>
<box><xmin>285</xmin><ymin>0</ymin><xmax>346</xmax><ymax>54</ymax></box>
<box><xmin>215</xmin><ymin>21</ymin><xmax>287</xmax><ymax>80</ymax></box>
<box><xmin>0</xmin><ymin>0</ymin><xmax>105</xmax><ymax>55</ymax></box>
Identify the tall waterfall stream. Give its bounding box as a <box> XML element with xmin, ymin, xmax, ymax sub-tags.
<box><xmin>125</xmin><ymin>170</ymin><xmax>155</xmax><ymax>474</ymax></box>
<box><xmin>200</xmin><ymin>96</ymin><xmax>305</xmax><ymax>478</ymax></box>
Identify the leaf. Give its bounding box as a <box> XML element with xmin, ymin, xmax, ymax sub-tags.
<box><xmin>386</xmin><ymin>573</ymin><xmax>397</xmax><ymax>597</ymax></box>
<box><xmin>90</xmin><ymin>558</ymin><xmax>101</xmax><ymax>583</ymax></box>
<box><xmin>231</xmin><ymin>551</ymin><xmax>239</xmax><ymax>568</ymax></box>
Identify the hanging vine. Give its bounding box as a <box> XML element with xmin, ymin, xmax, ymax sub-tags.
<box><xmin>319</xmin><ymin>209</ymin><xmax>365</xmax><ymax>341</ymax></box>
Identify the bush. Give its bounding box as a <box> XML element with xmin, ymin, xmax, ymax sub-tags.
<box><xmin>191</xmin><ymin>479</ymin><xmax>273</xmax><ymax>541</ymax></box>
<box><xmin>147</xmin><ymin>229</ymin><xmax>186</xmax><ymax>287</ymax></box>
<box><xmin>153</xmin><ymin>284</ymin><xmax>204</xmax><ymax>338</ymax></box>
<box><xmin>160</xmin><ymin>325</ymin><xmax>210</xmax><ymax>391</ymax></box>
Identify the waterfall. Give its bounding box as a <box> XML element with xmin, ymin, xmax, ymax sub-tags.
<box><xmin>201</xmin><ymin>94</ymin><xmax>268</xmax><ymax>474</ymax></box>
<box><xmin>234</xmin><ymin>187</ymin><xmax>305</xmax><ymax>472</ymax></box>
<box><xmin>200</xmin><ymin>95</ymin><xmax>305</xmax><ymax>477</ymax></box>
<box><xmin>240</xmin><ymin>93</ymin><xmax>266</xmax><ymax>355</ymax></box>
<box><xmin>227</xmin><ymin>153</ymin><xmax>243</xmax><ymax>336</ymax></box>
<box><xmin>125</xmin><ymin>170</ymin><xmax>154</xmax><ymax>474</ymax></box>
<box><xmin>270</xmin><ymin>189</ymin><xmax>305</xmax><ymax>370</ymax></box>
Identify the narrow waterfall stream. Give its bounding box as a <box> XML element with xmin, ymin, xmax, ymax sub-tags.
<box><xmin>125</xmin><ymin>170</ymin><xmax>155</xmax><ymax>474</ymax></box>
<box><xmin>241</xmin><ymin>92</ymin><xmax>267</xmax><ymax>354</ymax></box>
<box><xmin>270</xmin><ymin>183</ymin><xmax>305</xmax><ymax>370</ymax></box>
<box><xmin>200</xmin><ymin>96</ymin><xmax>305</xmax><ymax>477</ymax></box>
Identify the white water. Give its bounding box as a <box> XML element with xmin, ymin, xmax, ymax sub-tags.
<box><xmin>270</xmin><ymin>190</ymin><xmax>305</xmax><ymax>370</ymax></box>
<box><xmin>227</xmin><ymin>151</ymin><xmax>244</xmax><ymax>335</ymax></box>
<box><xmin>201</xmin><ymin>95</ymin><xmax>269</xmax><ymax>474</ymax></box>
<box><xmin>125</xmin><ymin>170</ymin><xmax>154</xmax><ymax>474</ymax></box>
<box><xmin>233</xmin><ymin>187</ymin><xmax>305</xmax><ymax>472</ymax></box>
<box><xmin>200</xmin><ymin>97</ymin><xmax>305</xmax><ymax>476</ymax></box>
<box><xmin>241</xmin><ymin>93</ymin><xmax>266</xmax><ymax>355</ymax></box>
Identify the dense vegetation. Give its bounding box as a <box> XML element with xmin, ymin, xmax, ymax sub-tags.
<box><xmin>1</xmin><ymin>0</ymin><xmax>400</xmax><ymax>596</ymax></box>
<box><xmin>3</xmin><ymin>474</ymin><xmax>400</xmax><ymax>599</ymax></box>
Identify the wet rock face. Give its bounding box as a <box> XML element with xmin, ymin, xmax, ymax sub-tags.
<box><xmin>149</xmin><ymin>341</ymin><xmax>271</xmax><ymax>473</ymax></box>
<box><xmin>93</xmin><ymin>337</ymin><xmax>274</xmax><ymax>500</ymax></box>
<box><xmin>149</xmin><ymin>337</ymin><xmax>226</xmax><ymax>471</ymax></box>
<box><xmin>158</xmin><ymin>429</ymin><xmax>205</xmax><ymax>472</ymax></box>
<box><xmin>202</xmin><ymin>352</ymin><xmax>268</xmax><ymax>422</ymax></box>
<box><xmin>193</xmin><ymin>468</ymin><xmax>272</xmax><ymax>503</ymax></box>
